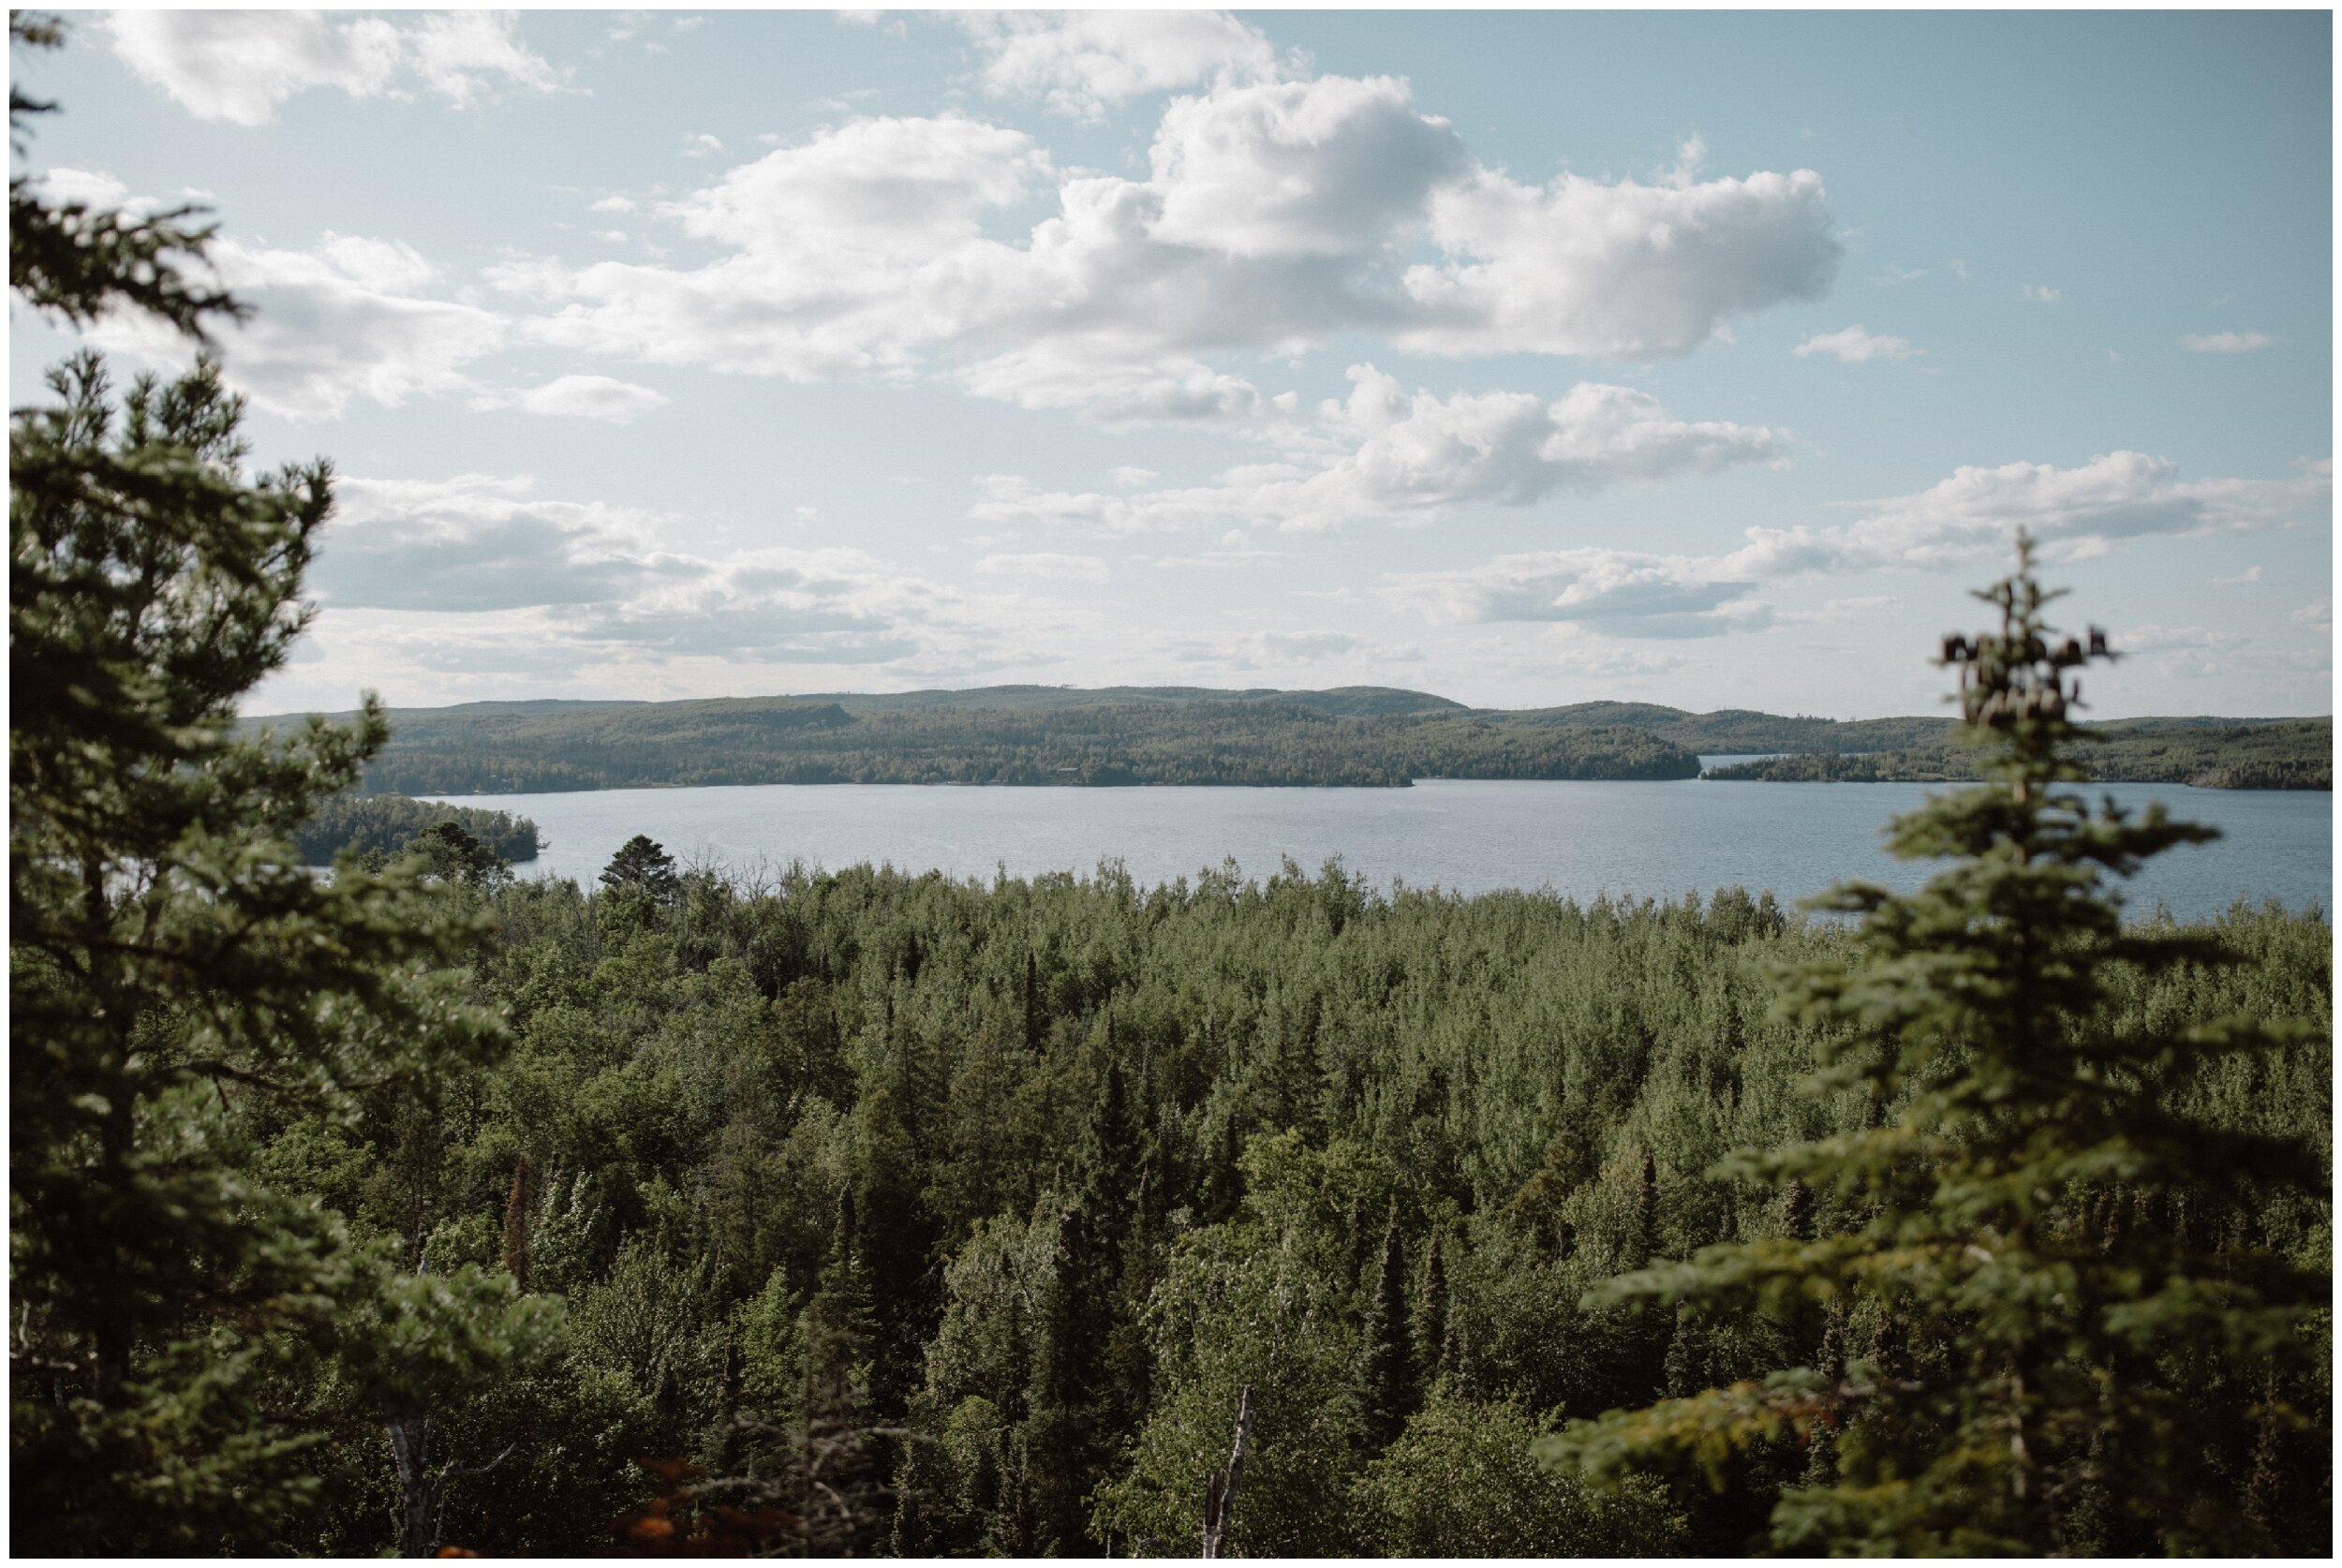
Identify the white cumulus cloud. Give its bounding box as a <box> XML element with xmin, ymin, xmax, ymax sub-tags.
<box><xmin>486</xmin><ymin>72</ymin><xmax>1839</xmax><ymax>425</ymax></box>
<box><xmin>956</xmin><ymin>9</ymin><xmax>1277</xmax><ymax>119</ymax></box>
<box><xmin>104</xmin><ymin>10</ymin><xmax>559</xmax><ymax>126</ymax></box>
<box><xmin>971</xmin><ymin>366</ymin><xmax>1785</xmax><ymax>535</ymax></box>
<box><xmin>1398</xmin><ymin>164</ymin><xmax>1840</xmax><ymax>357</ymax></box>
<box><xmin>90</xmin><ymin>230</ymin><xmax>508</xmax><ymax>418</ymax></box>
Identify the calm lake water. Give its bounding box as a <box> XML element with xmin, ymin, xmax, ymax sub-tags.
<box><xmin>430</xmin><ymin>771</ymin><xmax>2333</xmax><ymax>924</ymax></box>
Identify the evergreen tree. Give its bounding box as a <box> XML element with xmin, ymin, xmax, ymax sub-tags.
<box><xmin>411</xmin><ymin>819</ymin><xmax>509</xmax><ymax>888</ymax></box>
<box><xmin>1024</xmin><ymin>1057</ymin><xmax>1141</xmax><ymax>1551</ymax></box>
<box><xmin>1417</xmin><ymin>1228</ymin><xmax>1451</xmax><ymax>1382</ymax></box>
<box><xmin>600</xmin><ymin>834</ymin><xmax>681</xmax><ymax>903</ymax></box>
<box><xmin>8</xmin><ymin>16</ymin><xmax>238</xmax><ymax>335</ymax></box>
<box><xmin>1359</xmin><ymin>1208</ymin><xmax>1416</xmax><ymax>1449</ymax></box>
<box><xmin>9</xmin><ymin>20</ymin><xmax>507</xmax><ymax>1550</ymax></box>
<box><xmin>1541</xmin><ymin>540</ymin><xmax>2330</xmax><ymax>1553</ymax></box>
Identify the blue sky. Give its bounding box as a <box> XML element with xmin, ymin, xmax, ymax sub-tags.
<box><xmin>10</xmin><ymin>8</ymin><xmax>2332</xmax><ymax>717</ymax></box>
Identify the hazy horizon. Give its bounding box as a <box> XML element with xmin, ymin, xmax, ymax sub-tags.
<box><xmin>14</xmin><ymin>9</ymin><xmax>2332</xmax><ymax>720</ymax></box>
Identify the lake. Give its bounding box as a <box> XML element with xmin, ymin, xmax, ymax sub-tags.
<box><xmin>428</xmin><ymin>771</ymin><xmax>2333</xmax><ymax>924</ymax></box>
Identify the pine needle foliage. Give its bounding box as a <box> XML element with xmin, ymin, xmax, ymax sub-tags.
<box><xmin>9</xmin><ymin>20</ymin><xmax>507</xmax><ymax>1550</ymax></box>
<box><xmin>1538</xmin><ymin>539</ymin><xmax>2330</xmax><ymax>1554</ymax></box>
<box><xmin>8</xmin><ymin>15</ymin><xmax>243</xmax><ymax>337</ymax></box>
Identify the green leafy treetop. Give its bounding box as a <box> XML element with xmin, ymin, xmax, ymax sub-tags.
<box><xmin>9</xmin><ymin>17</ymin><xmax>524</xmax><ymax>1553</ymax></box>
<box><xmin>1540</xmin><ymin>537</ymin><xmax>2329</xmax><ymax>1554</ymax></box>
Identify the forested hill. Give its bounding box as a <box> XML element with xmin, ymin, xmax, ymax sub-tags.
<box><xmin>257</xmin><ymin>691</ymin><xmax>1699</xmax><ymax>793</ymax></box>
<box><xmin>242</xmin><ymin>687</ymin><xmax>2330</xmax><ymax>794</ymax></box>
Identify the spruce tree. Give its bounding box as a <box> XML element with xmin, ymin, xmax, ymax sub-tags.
<box><xmin>599</xmin><ymin>834</ymin><xmax>681</xmax><ymax>903</ymax></box>
<box><xmin>1542</xmin><ymin>539</ymin><xmax>2328</xmax><ymax>1553</ymax></box>
<box><xmin>1360</xmin><ymin>1209</ymin><xmax>1416</xmax><ymax>1449</ymax></box>
<box><xmin>1417</xmin><ymin>1228</ymin><xmax>1451</xmax><ymax>1383</ymax></box>
<box><xmin>1024</xmin><ymin>1057</ymin><xmax>1141</xmax><ymax>1551</ymax></box>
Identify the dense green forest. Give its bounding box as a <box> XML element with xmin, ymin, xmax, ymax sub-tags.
<box><xmin>259</xmin><ymin>697</ymin><xmax>1706</xmax><ymax>792</ymax></box>
<box><xmin>293</xmin><ymin>791</ymin><xmax>544</xmax><ymax>865</ymax></box>
<box><xmin>10</xmin><ymin>21</ymin><xmax>2332</xmax><ymax>1559</ymax></box>
<box><xmin>248</xmin><ymin>688</ymin><xmax>2329</xmax><ymax>795</ymax></box>
<box><xmin>1709</xmin><ymin>717</ymin><xmax>2332</xmax><ymax>791</ymax></box>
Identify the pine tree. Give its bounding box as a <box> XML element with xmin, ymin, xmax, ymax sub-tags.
<box><xmin>1541</xmin><ymin>539</ymin><xmax>2329</xmax><ymax>1553</ymax></box>
<box><xmin>9</xmin><ymin>19</ymin><xmax>507</xmax><ymax>1550</ymax></box>
<box><xmin>8</xmin><ymin>16</ymin><xmax>238</xmax><ymax>336</ymax></box>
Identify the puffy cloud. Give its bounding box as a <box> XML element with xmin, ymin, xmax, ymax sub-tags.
<box><xmin>1823</xmin><ymin>451</ymin><xmax>2332</xmax><ymax>569</ymax></box>
<box><xmin>472</xmin><ymin>374</ymin><xmax>668</xmax><ymax>422</ymax></box>
<box><xmin>1398</xmin><ymin>165</ymin><xmax>1840</xmax><ymax>356</ymax></box>
<box><xmin>90</xmin><ymin>231</ymin><xmax>508</xmax><ymax>418</ymax></box>
<box><xmin>313</xmin><ymin>473</ymin><xmax>671</xmax><ymax>611</ymax></box>
<box><xmin>497</xmin><ymin>114</ymin><xmax>1054</xmax><ymax>380</ymax></box>
<box><xmin>1793</xmin><ymin>324</ymin><xmax>1918</xmax><ymax>363</ymax></box>
<box><xmin>2179</xmin><ymin>330</ymin><xmax>2280</xmax><ymax>353</ymax></box>
<box><xmin>307</xmin><ymin>473</ymin><xmax>1081</xmax><ymax>674</ymax></box>
<box><xmin>402</xmin><ymin>11</ymin><xmax>564</xmax><ymax>104</ymax></box>
<box><xmin>104</xmin><ymin>10</ymin><xmax>558</xmax><ymax>126</ymax></box>
<box><xmin>956</xmin><ymin>10</ymin><xmax>1277</xmax><ymax>118</ymax></box>
<box><xmin>2020</xmin><ymin>283</ymin><xmax>2060</xmax><ymax>303</ymax></box>
<box><xmin>974</xmin><ymin>552</ymin><xmax>1110</xmax><ymax>583</ymax></box>
<box><xmin>1146</xmin><ymin>76</ymin><xmax>1469</xmax><ymax>259</ymax></box>
<box><xmin>973</xmin><ymin>366</ymin><xmax>1783</xmax><ymax>534</ymax></box>
<box><xmin>488</xmin><ymin>73</ymin><xmax>1838</xmax><ymax>422</ymax></box>
<box><xmin>670</xmin><ymin>113</ymin><xmax>1046</xmax><ymax>259</ymax></box>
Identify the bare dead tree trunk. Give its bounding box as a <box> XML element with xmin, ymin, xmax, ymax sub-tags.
<box><xmin>387</xmin><ymin>1414</ymin><xmax>515</xmax><ymax>1559</ymax></box>
<box><xmin>1200</xmin><ymin>1383</ymin><xmax>1254</xmax><ymax>1560</ymax></box>
<box><xmin>388</xmin><ymin>1413</ymin><xmax>438</xmax><ymax>1558</ymax></box>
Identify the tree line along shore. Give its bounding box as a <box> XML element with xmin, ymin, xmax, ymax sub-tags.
<box><xmin>248</xmin><ymin>688</ymin><xmax>2331</xmax><ymax>806</ymax></box>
